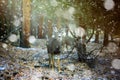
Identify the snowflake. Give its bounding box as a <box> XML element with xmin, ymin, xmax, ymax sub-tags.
<box><xmin>104</xmin><ymin>0</ymin><xmax>115</xmax><ymax>11</ymax></box>
<box><xmin>2</xmin><ymin>43</ymin><xmax>8</xmax><ymax>49</ymax></box>
<box><xmin>13</xmin><ymin>16</ymin><xmax>22</xmax><ymax>27</ymax></box>
<box><xmin>63</xmin><ymin>10</ymin><xmax>72</xmax><ymax>20</ymax></box>
<box><xmin>8</xmin><ymin>34</ymin><xmax>18</xmax><ymax>42</ymax></box>
<box><xmin>107</xmin><ymin>42</ymin><xmax>118</xmax><ymax>53</ymax></box>
<box><xmin>111</xmin><ymin>59</ymin><xmax>120</xmax><ymax>69</ymax></box>
<box><xmin>50</xmin><ymin>0</ymin><xmax>58</xmax><ymax>7</ymax></box>
<box><xmin>2</xmin><ymin>0</ymin><xmax>5</xmax><ymax>3</ymax></box>
<box><xmin>74</xmin><ymin>27</ymin><xmax>86</xmax><ymax>37</ymax></box>
<box><xmin>13</xmin><ymin>19</ymin><xmax>21</xmax><ymax>27</ymax></box>
<box><xmin>28</xmin><ymin>36</ymin><xmax>36</xmax><ymax>44</ymax></box>
<box><xmin>68</xmin><ymin>7</ymin><xmax>75</xmax><ymax>14</ymax></box>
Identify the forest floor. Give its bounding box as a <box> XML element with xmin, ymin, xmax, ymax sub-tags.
<box><xmin>0</xmin><ymin>42</ymin><xmax>120</xmax><ymax>80</ymax></box>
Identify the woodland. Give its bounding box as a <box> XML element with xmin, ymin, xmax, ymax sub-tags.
<box><xmin>0</xmin><ymin>0</ymin><xmax>120</xmax><ymax>80</ymax></box>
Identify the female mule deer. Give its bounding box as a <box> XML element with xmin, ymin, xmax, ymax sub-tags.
<box><xmin>46</xmin><ymin>27</ymin><xmax>75</xmax><ymax>72</ymax></box>
<box><xmin>46</xmin><ymin>30</ymin><xmax>62</xmax><ymax>72</ymax></box>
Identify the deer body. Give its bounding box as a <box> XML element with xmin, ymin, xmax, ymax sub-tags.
<box><xmin>46</xmin><ymin>37</ymin><xmax>61</xmax><ymax>72</ymax></box>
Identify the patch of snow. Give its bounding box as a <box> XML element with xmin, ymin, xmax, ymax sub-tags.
<box><xmin>32</xmin><ymin>49</ymin><xmax>48</xmax><ymax>60</ymax></box>
<box><xmin>81</xmin><ymin>77</ymin><xmax>91</xmax><ymax>80</ymax></box>
<box><xmin>8</xmin><ymin>34</ymin><xmax>18</xmax><ymax>42</ymax></box>
<box><xmin>111</xmin><ymin>59</ymin><xmax>120</xmax><ymax>69</ymax></box>
<box><xmin>97</xmin><ymin>77</ymin><xmax>108</xmax><ymax>80</ymax></box>
<box><xmin>73</xmin><ymin>74</ymin><xmax>81</xmax><ymax>80</ymax></box>
<box><xmin>111</xmin><ymin>70</ymin><xmax>115</xmax><ymax>74</ymax></box>
<box><xmin>30</xmin><ymin>39</ymin><xmax>47</xmax><ymax>48</ymax></box>
<box><xmin>15</xmin><ymin>47</ymin><xmax>40</xmax><ymax>51</ymax></box>
<box><xmin>83</xmin><ymin>70</ymin><xmax>92</xmax><ymax>78</ymax></box>
<box><xmin>0</xmin><ymin>66</ymin><xmax>6</xmax><ymax>71</ymax></box>
<box><xmin>104</xmin><ymin>0</ymin><xmax>115</xmax><ymax>11</ymax></box>
<box><xmin>49</xmin><ymin>70</ymin><xmax>59</xmax><ymax>78</ymax></box>
<box><xmin>31</xmin><ymin>76</ymin><xmax>40</xmax><ymax>80</ymax></box>
<box><xmin>90</xmin><ymin>38</ymin><xmax>95</xmax><ymax>42</ymax></box>
<box><xmin>66</xmin><ymin>64</ymin><xmax>75</xmax><ymax>71</ymax></box>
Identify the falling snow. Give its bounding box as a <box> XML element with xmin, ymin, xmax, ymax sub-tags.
<box><xmin>50</xmin><ymin>0</ymin><xmax>58</xmax><ymax>7</ymax></box>
<box><xmin>13</xmin><ymin>16</ymin><xmax>22</xmax><ymax>27</ymax></box>
<box><xmin>63</xmin><ymin>9</ymin><xmax>74</xmax><ymax>20</ymax></box>
<box><xmin>13</xmin><ymin>19</ymin><xmax>21</xmax><ymax>27</ymax></box>
<box><xmin>68</xmin><ymin>7</ymin><xmax>75</xmax><ymax>15</ymax></box>
<box><xmin>8</xmin><ymin>34</ymin><xmax>18</xmax><ymax>42</ymax></box>
<box><xmin>55</xmin><ymin>7</ymin><xmax>75</xmax><ymax>20</ymax></box>
<box><xmin>1</xmin><ymin>0</ymin><xmax>5</xmax><ymax>3</ymax></box>
<box><xmin>111</xmin><ymin>59</ymin><xmax>120</xmax><ymax>69</ymax></box>
<box><xmin>0</xmin><ymin>0</ymin><xmax>120</xmax><ymax>79</ymax></box>
<box><xmin>104</xmin><ymin>0</ymin><xmax>115</xmax><ymax>11</ymax></box>
<box><xmin>107</xmin><ymin>42</ymin><xmax>118</xmax><ymax>53</ymax></box>
<box><xmin>2</xmin><ymin>43</ymin><xmax>8</xmax><ymax>49</ymax></box>
<box><xmin>74</xmin><ymin>27</ymin><xmax>86</xmax><ymax>37</ymax></box>
<box><xmin>28</xmin><ymin>36</ymin><xmax>36</xmax><ymax>44</ymax></box>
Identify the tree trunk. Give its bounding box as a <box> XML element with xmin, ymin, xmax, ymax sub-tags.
<box><xmin>56</xmin><ymin>17</ymin><xmax>61</xmax><ymax>30</ymax></box>
<box><xmin>22</xmin><ymin>0</ymin><xmax>31</xmax><ymax>48</ymax></box>
<box><xmin>38</xmin><ymin>15</ymin><xmax>44</xmax><ymax>38</ymax></box>
<box><xmin>86</xmin><ymin>27</ymin><xmax>95</xmax><ymax>43</ymax></box>
<box><xmin>95</xmin><ymin>30</ymin><xmax>99</xmax><ymax>43</ymax></box>
<box><xmin>48</xmin><ymin>20</ymin><xmax>52</xmax><ymax>38</ymax></box>
<box><xmin>103</xmin><ymin>28</ymin><xmax>109</xmax><ymax>46</ymax></box>
<box><xmin>18</xmin><ymin>0</ymin><xmax>23</xmax><ymax>47</ymax></box>
<box><xmin>0</xmin><ymin>0</ymin><xmax>8</xmax><ymax>42</ymax></box>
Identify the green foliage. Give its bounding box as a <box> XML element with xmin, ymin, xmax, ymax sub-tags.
<box><xmin>5</xmin><ymin>0</ymin><xmax>120</xmax><ymax>36</ymax></box>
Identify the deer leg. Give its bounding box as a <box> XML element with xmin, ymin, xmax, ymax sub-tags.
<box><xmin>66</xmin><ymin>44</ymin><xmax>68</xmax><ymax>51</ymax></box>
<box><xmin>57</xmin><ymin>56</ymin><xmax>61</xmax><ymax>72</ymax></box>
<box><xmin>49</xmin><ymin>54</ymin><xmax>52</xmax><ymax>68</ymax></box>
<box><xmin>51</xmin><ymin>53</ymin><xmax>54</xmax><ymax>71</ymax></box>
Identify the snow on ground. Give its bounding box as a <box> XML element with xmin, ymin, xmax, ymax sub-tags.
<box><xmin>0</xmin><ymin>42</ymin><xmax>120</xmax><ymax>80</ymax></box>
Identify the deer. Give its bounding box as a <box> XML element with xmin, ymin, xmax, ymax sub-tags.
<box><xmin>46</xmin><ymin>37</ymin><xmax>61</xmax><ymax>72</ymax></box>
<box><xmin>46</xmin><ymin>25</ymin><xmax>80</xmax><ymax>72</ymax></box>
<box><xmin>46</xmin><ymin>25</ymin><xmax>96</xmax><ymax>71</ymax></box>
<box><xmin>46</xmin><ymin>26</ymin><xmax>63</xmax><ymax>72</ymax></box>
